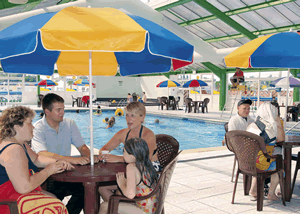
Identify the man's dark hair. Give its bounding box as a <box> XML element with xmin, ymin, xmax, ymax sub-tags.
<box><xmin>42</xmin><ymin>93</ymin><xmax>64</xmax><ymax>113</ymax></box>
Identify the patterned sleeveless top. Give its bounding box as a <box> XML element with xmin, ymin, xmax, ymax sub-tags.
<box><xmin>135</xmin><ymin>173</ymin><xmax>157</xmax><ymax>214</ymax></box>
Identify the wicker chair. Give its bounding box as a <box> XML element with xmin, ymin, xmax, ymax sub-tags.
<box><xmin>291</xmin><ymin>151</ymin><xmax>300</xmax><ymax>198</ymax></box>
<box><xmin>107</xmin><ymin>151</ymin><xmax>181</xmax><ymax>214</ymax></box>
<box><xmin>0</xmin><ymin>200</ymin><xmax>19</xmax><ymax>214</ymax></box>
<box><xmin>155</xmin><ymin>134</ymin><xmax>179</xmax><ymax>169</ymax></box>
<box><xmin>225</xmin><ymin>130</ymin><xmax>285</xmax><ymax>211</ymax></box>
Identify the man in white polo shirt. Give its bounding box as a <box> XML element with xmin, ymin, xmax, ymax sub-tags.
<box><xmin>223</xmin><ymin>99</ymin><xmax>254</xmax><ymax>146</ymax></box>
<box><xmin>228</xmin><ymin>99</ymin><xmax>254</xmax><ymax>131</ymax></box>
<box><xmin>32</xmin><ymin>93</ymin><xmax>98</xmax><ymax>214</ymax></box>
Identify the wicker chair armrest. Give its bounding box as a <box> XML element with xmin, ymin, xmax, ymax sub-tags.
<box><xmin>0</xmin><ymin>199</ymin><xmax>19</xmax><ymax>214</ymax></box>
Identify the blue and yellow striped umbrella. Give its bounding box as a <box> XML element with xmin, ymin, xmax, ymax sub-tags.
<box><xmin>0</xmin><ymin>7</ymin><xmax>193</xmax><ymax>76</ymax></box>
<box><xmin>156</xmin><ymin>80</ymin><xmax>181</xmax><ymax>88</ymax></box>
<box><xmin>224</xmin><ymin>32</ymin><xmax>300</xmax><ymax>68</ymax></box>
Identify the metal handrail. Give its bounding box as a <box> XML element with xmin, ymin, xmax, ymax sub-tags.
<box><xmin>116</xmin><ymin>99</ymin><xmax>126</xmax><ymax>108</ymax></box>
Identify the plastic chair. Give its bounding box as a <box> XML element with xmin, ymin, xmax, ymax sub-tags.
<box><xmin>168</xmin><ymin>96</ymin><xmax>176</xmax><ymax>110</ymax></box>
<box><xmin>157</xmin><ymin>97</ymin><xmax>161</xmax><ymax>110</ymax></box>
<box><xmin>223</xmin><ymin>122</ymin><xmax>237</xmax><ymax>183</ymax></box>
<box><xmin>155</xmin><ymin>134</ymin><xmax>179</xmax><ymax>169</ymax></box>
<box><xmin>199</xmin><ymin>98</ymin><xmax>210</xmax><ymax>113</ymax></box>
<box><xmin>71</xmin><ymin>95</ymin><xmax>78</xmax><ymax>107</ymax></box>
<box><xmin>107</xmin><ymin>151</ymin><xmax>181</xmax><ymax>214</ymax></box>
<box><xmin>175</xmin><ymin>96</ymin><xmax>180</xmax><ymax>110</ymax></box>
<box><xmin>225</xmin><ymin>130</ymin><xmax>285</xmax><ymax>211</ymax></box>
<box><xmin>161</xmin><ymin>97</ymin><xmax>168</xmax><ymax>110</ymax></box>
<box><xmin>0</xmin><ymin>200</ymin><xmax>19</xmax><ymax>214</ymax></box>
<box><xmin>291</xmin><ymin>151</ymin><xmax>300</xmax><ymax>198</ymax></box>
<box><xmin>184</xmin><ymin>98</ymin><xmax>192</xmax><ymax>113</ymax></box>
<box><xmin>37</xmin><ymin>94</ymin><xmax>44</xmax><ymax>107</ymax></box>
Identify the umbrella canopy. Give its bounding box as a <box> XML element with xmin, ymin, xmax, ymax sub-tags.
<box><xmin>0</xmin><ymin>7</ymin><xmax>193</xmax><ymax>76</ymax></box>
<box><xmin>224</xmin><ymin>32</ymin><xmax>300</xmax><ymax>68</ymax></box>
<box><xmin>40</xmin><ymin>88</ymin><xmax>51</xmax><ymax>91</ymax></box>
<box><xmin>182</xmin><ymin>80</ymin><xmax>208</xmax><ymax>88</ymax></box>
<box><xmin>156</xmin><ymin>80</ymin><xmax>181</xmax><ymax>88</ymax></box>
<box><xmin>190</xmin><ymin>90</ymin><xmax>199</xmax><ymax>94</ymax></box>
<box><xmin>270</xmin><ymin>77</ymin><xmax>300</xmax><ymax>88</ymax></box>
<box><xmin>73</xmin><ymin>79</ymin><xmax>95</xmax><ymax>86</ymax></box>
<box><xmin>224</xmin><ymin>31</ymin><xmax>300</xmax><ymax>129</ymax></box>
<box><xmin>66</xmin><ymin>88</ymin><xmax>76</xmax><ymax>92</ymax></box>
<box><xmin>35</xmin><ymin>79</ymin><xmax>57</xmax><ymax>86</ymax></box>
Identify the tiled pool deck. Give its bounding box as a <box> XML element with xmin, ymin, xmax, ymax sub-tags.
<box><xmin>1</xmin><ymin>104</ymin><xmax>300</xmax><ymax>213</ymax></box>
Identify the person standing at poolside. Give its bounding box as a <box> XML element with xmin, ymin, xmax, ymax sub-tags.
<box><xmin>223</xmin><ymin>99</ymin><xmax>254</xmax><ymax>146</ymax></box>
<box><xmin>142</xmin><ymin>92</ymin><xmax>147</xmax><ymax>103</ymax></box>
<box><xmin>31</xmin><ymin>93</ymin><xmax>99</xmax><ymax>214</ymax></box>
<box><xmin>127</xmin><ymin>93</ymin><xmax>133</xmax><ymax>103</ymax></box>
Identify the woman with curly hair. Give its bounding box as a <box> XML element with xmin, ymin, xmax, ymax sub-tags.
<box><xmin>0</xmin><ymin>106</ymin><xmax>74</xmax><ymax>214</ymax></box>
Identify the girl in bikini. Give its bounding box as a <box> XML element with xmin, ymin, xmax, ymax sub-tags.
<box><xmin>99</xmin><ymin>138</ymin><xmax>158</xmax><ymax>214</ymax></box>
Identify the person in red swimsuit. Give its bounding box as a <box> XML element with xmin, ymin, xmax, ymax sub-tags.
<box><xmin>230</xmin><ymin>67</ymin><xmax>244</xmax><ymax>89</ymax></box>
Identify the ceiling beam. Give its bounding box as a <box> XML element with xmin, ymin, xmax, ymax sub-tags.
<box><xmin>193</xmin><ymin>0</ymin><xmax>257</xmax><ymax>40</ymax></box>
<box><xmin>204</xmin><ymin>23</ymin><xmax>300</xmax><ymax>43</ymax></box>
<box><xmin>177</xmin><ymin>0</ymin><xmax>296</xmax><ymax>27</ymax></box>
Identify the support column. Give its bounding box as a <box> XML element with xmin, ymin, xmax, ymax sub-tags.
<box><xmin>219</xmin><ymin>72</ymin><xmax>227</xmax><ymax>111</ymax></box>
<box><xmin>37</xmin><ymin>75</ymin><xmax>40</xmax><ymax>105</ymax></box>
<box><xmin>290</xmin><ymin>69</ymin><xmax>300</xmax><ymax>103</ymax></box>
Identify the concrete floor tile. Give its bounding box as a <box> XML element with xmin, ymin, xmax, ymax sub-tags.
<box><xmin>190</xmin><ymin>208</ymin><xmax>229</xmax><ymax>214</ymax></box>
<box><xmin>164</xmin><ymin>202</ymin><xmax>189</xmax><ymax>214</ymax></box>
<box><xmin>174</xmin><ymin>200</ymin><xmax>213</xmax><ymax>212</ymax></box>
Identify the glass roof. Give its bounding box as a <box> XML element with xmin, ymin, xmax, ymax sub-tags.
<box><xmin>154</xmin><ymin>0</ymin><xmax>300</xmax><ymax>51</ymax></box>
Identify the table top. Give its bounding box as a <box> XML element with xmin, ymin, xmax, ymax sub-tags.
<box><xmin>276</xmin><ymin>135</ymin><xmax>300</xmax><ymax>146</ymax></box>
<box><xmin>51</xmin><ymin>162</ymin><xmax>126</xmax><ymax>183</ymax></box>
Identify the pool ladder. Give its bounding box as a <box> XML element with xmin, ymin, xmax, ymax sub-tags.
<box><xmin>116</xmin><ymin>99</ymin><xmax>127</xmax><ymax>109</ymax></box>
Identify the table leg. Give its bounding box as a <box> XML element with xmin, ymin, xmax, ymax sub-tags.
<box><xmin>83</xmin><ymin>182</ymin><xmax>98</xmax><ymax>214</ymax></box>
<box><xmin>283</xmin><ymin>145</ymin><xmax>292</xmax><ymax>202</ymax></box>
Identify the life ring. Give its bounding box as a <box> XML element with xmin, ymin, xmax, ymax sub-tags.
<box><xmin>115</xmin><ymin>108</ymin><xmax>124</xmax><ymax>116</ymax></box>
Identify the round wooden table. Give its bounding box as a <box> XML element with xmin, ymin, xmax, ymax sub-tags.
<box><xmin>51</xmin><ymin>162</ymin><xmax>126</xmax><ymax>214</ymax></box>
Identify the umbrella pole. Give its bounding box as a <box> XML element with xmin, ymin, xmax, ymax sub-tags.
<box><xmin>284</xmin><ymin>69</ymin><xmax>290</xmax><ymax>130</ymax></box>
<box><xmin>89</xmin><ymin>51</ymin><xmax>94</xmax><ymax>166</ymax></box>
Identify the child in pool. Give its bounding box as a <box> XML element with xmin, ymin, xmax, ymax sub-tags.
<box><xmin>103</xmin><ymin>117</ymin><xmax>109</xmax><ymax>123</ymax></box>
<box><xmin>98</xmin><ymin>138</ymin><xmax>158</xmax><ymax>214</ymax></box>
<box><xmin>94</xmin><ymin>105</ymin><xmax>102</xmax><ymax>115</ymax></box>
<box><xmin>106</xmin><ymin>119</ymin><xmax>115</xmax><ymax>129</ymax></box>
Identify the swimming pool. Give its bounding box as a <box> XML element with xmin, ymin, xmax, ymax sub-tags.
<box><xmin>33</xmin><ymin>110</ymin><xmax>226</xmax><ymax>155</ymax></box>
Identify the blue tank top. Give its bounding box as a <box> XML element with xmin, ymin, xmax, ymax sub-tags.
<box><xmin>0</xmin><ymin>143</ymin><xmax>38</xmax><ymax>185</ymax></box>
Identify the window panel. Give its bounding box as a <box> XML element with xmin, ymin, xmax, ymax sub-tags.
<box><xmin>184</xmin><ymin>26</ymin><xmax>213</xmax><ymax>39</ymax></box>
<box><xmin>160</xmin><ymin>10</ymin><xmax>183</xmax><ymax>23</ymax></box>
<box><xmin>208</xmin><ymin>19</ymin><xmax>240</xmax><ymax>35</ymax></box>
<box><xmin>206</xmin><ymin>0</ymin><xmax>229</xmax><ymax>12</ymax></box>
<box><xmin>255</xmin><ymin>7</ymin><xmax>293</xmax><ymax>27</ymax></box>
<box><xmin>238</xmin><ymin>12</ymin><xmax>274</xmax><ymax>30</ymax></box>
<box><xmin>183</xmin><ymin>1</ymin><xmax>212</xmax><ymax>17</ymax></box>
<box><xmin>221</xmin><ymin>39</ymin><xmax>242</xmax><ymax>48</ymax></box>
<box><xmin>171</xmin><ymin>5</ymin><xmax>200</xmax><ymax>20</ymax></box>
<box><xmin>230</xmin><ymin>15</ymin><xmax>258</xmax><ymax>31</ymax></box>
<box><xmin>214</xmin><ymin>0</ymin><xmax>246</xmax><ymax>10</ymax></box>
<box><xmin>196</xmin><ymin>22</ymin><xmax>227</xmax><ymax>37</ymax></box>
<box><xmin>274</xmin><ymin>5</ymin><xmax>300</xmax><ymax>23</ymax></box>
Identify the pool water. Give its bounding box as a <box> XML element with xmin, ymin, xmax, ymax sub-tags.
<box><xmin>33</xmin><ymin>111</ymin><xmax>226</xmax><ymax>155</ymax></box>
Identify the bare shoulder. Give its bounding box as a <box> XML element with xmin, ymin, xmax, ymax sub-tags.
<box><xmin>143</xmin><ymin>126</ymin><xmax>155</xmax><ymax>138</ymax></box>
<box><xmin>127</xmin><ymin>163</ymin><xmax>137</xmax><ymax>170</ymax></box>
<box><xmin>115</xmin><ymin>128</ymin><xmax>129</xmax><ymax>140</ymax></box>
<box><xmin>0</xmin><ymin>143</ymin><xmax>25</xmax><ymax>163</ymax></box>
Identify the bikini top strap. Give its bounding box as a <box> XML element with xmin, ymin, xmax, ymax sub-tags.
<box><xmin>0</xmin><ymin>143</ymin><xmax>22</xmax><ymax>154</ymax></box>
<box><xmin>125</xmin><ymin>129</ymin><xmax>131</xmax><ymax>142</ymax></box>
<box><xmin>139</xmin><ymin>125</ymin><xmax>143</xmax><ymax>138</ymax></box>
